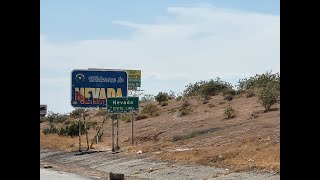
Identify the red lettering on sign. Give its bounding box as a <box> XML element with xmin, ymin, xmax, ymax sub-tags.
<box><xmin>75</xmin><ymin>91</ymin><xmax>84</xmax><ymax>104</ymax></box>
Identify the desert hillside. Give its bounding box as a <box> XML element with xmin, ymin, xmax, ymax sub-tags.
<box><xmin>40</xmin><ymin>72</ymin><xmax>280</xmax><ymax>173</ymax></box>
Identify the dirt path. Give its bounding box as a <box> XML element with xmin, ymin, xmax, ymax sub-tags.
<box><xmin>40</xmin><ymin>149</ymin><xmax>279</xmax><ymax>180</ymax></box>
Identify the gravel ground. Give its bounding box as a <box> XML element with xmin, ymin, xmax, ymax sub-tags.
<box><xmin>40</xmin><ymin>149</ymin><xmax>279</xmax><ymax>180</ymax></box>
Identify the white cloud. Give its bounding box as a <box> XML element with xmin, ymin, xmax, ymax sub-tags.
<box><xmin>41</xmin><ymin>5</ymin><xmax>279</xmax><ymax>113</ymax></box>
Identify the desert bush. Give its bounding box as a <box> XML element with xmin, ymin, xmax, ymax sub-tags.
<box><xmin>176</xmin><ymin>96</ymin><xmax>182</xmax><ymax>101</ymax></box>
<box><xmin>136</xmin><ymin>114</ymin><xmax>148</xmax><ymax>120</ymax></box>
<box><xmin>237</xmin><ymin>71</ymin><xmax>280</xmax><ymax>91</ymax></box>
<box><xmin>155</xmin><ymin>92</ymin><xmax>169</xmax><ymax>104</ymax></box>
<box><xmin>184</xmin><ymin>78</ymin><xmax>232</xmax><ymax>98</ymax></box>
<box><xmin>258</xmin><ymin>82</ymin><xmax>280</xmax><ymax>112</ymax></box>
<box><xmin>62</xmin><ymin>121</ymin><xmax>87</xmax><ymax>137</ymax></box>
<box><xmin>120</xmin><ymin>114</ymin><xmax>132</xmax><ymax>123</ymax></box>
<box><xmin>69</xmin><ymin>108</ymin><xmax>85</xmax><ymax>118</ymax></box>
<box><xmin>168</xmin><ymin>90</ymin><xmax>176</xmax><ymax>100</ymax></box>
<box><xmin>222</xmin><ymin>88</ymin><xmax>237</xmax><ymax>96</ymax></box>
<box><xmin>86</xmin><ymin>121</ymin><xmax>98</xmax><ymax>129</ymax></box>
<box><xmin>63</xmin><ymin>119</ymin><xmax>72</xmax><ymax>125</ymax></box>
<box><xmin>246</xmin><ymin>89</ymin><xmax>255</xmax><ymax>98</ymax></box>
<box><xmin>42</xmin><ymin>125</ymin><xmax>59</xmax><ymax>135</ymax></box>
<box><xmin>224</xmin><ymin>106</ymin><xmax>236</xmax><ymax>119</ymax></box>
<box><xmin>161</xmin><ymin>101</ymin><xmax>169</xmax><ymax>107</ymax></box>
<box><xmin>140</xmin><ymin>94</ymin><xmax>155</xmax><ymax>103</ymax></box>
<box><xmin>178</xmin><ymin>100</ymin><xmax>192</xmax><ymax>117</ymax></box>
<box><xmin>141</xmin><ymin>103</ymin><xmax>159</xmax><ymax>117</ymax></box>
<box><xmin>94</xmin><ymin>109</ymin><xmax>108</xmax><ymax>117</ymax></box>
<box><xmin>224</xmin><ymin>94</ymin><xmax>234</xmax><ymax>101</ymax></box>
<box><xmin>45</xmin><ymin>111</ymin><xmax>69</xmax><ymax>123</ymax></box>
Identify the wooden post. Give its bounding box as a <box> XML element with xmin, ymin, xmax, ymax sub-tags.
<box><xmin>83</xmin><ymin>111</ymin><xmax>89</xmax><ymax>151</ymax></box>
<box><xmin>78</xmin><ymin>116</ymin><xmax>81</xmax><ymax>152</ymax></box>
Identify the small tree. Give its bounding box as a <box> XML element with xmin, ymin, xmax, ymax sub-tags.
<box><xmin>258</xmin><ymin>82</ymin><xmax>279</xmax><ymax>112</ymax></box>
<box><xmin>155</xmin><ymin>92</ymin><xmax>169</xmax><ymax>104</ymax></box>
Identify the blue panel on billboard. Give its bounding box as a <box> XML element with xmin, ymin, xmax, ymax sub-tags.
<box><xmin>71</xmin><ymin>69</ymin><xmax>128</xmax><ymax>108</ymax></box>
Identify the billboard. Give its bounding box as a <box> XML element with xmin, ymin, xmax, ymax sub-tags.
<box><xmin>71</xmin><ymin>69</ymin><xmax>128</xmax><ymax>108</ymax></box>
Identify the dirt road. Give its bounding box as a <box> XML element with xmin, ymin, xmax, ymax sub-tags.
<box><xmin>40</xmin><ymin>149</ymin><xmax>279</xmax><ymax>180</ymax></box>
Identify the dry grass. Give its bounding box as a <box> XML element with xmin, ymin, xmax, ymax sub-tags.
<box><xmin>40</xmin><ymin>130</ymin><xmax>78</xmax><ymax>151</ymax></box>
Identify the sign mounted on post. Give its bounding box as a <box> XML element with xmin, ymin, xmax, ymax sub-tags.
<box><xmin>107</xmin><ymin>97</ymin><xmax>139</xmax><ymax>114</ymax></box>
<box><xmin>126</xmin><ymin>70</ymin><xmax>141</xmax><ymax>90</ymax></box>
<box><xmin>40</xmin><ymin>105</ymin><xmax>47</xmax><ymax>116</ymax></box>
<box><xmin>71</xmin><ymin>69</ymin><xmax>128</xmax><ymax>108</ymax></box>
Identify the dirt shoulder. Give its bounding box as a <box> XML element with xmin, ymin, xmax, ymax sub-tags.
<box><xmin>40</xmin><ymin>149</ymin><xmax>279</xmax><ymax>180</ymax></box>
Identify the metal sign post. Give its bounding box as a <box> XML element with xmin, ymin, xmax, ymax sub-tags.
<box><xmin>131</xmin><ymin>113</ymin><xmax>134</xmax><ymax>145</ymax></box>
<box><xmin>116</xmin><ymin>114</ymin><xmax>119</xmax><ymax>150</ymax></box>
<box><xmin>111</xmin><ymin>115</ymin><xmax>115</xmax><ymax>152</ymax></box>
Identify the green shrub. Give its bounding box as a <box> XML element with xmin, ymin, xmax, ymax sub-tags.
<box><xmin>222</xmin><ymin>88</ymin><xmax>237</xmax><ymax>96</ymax></box>
<box><xmin>184</xmin><ymin>78</ymin><xmax>232</xmax><ymax>98</ymax></box>
<box><xmin>120</xmin><ymin>114</ymin><xmax>132</xmax><ymax>123</ymax></box>
<box><xmin>237</xmin><ymin>71</ymin><xmax>280</xmax><ymax>91</ymax></box>
<box><xmin>63</xmin><ymin>119</ymin><xmax>72</xmax><ymax>125</ymax></box>
<box><xmin>45</xmin><ymin>111</ymin><xmax>69</xmax><ymax>123</ymax></box>
<box><xmin>161</xmin><ymin>101</ymin><xmax>169</xmax><ymax>107</ymax></box>
<box><xmin>258</xmin><ymin>82</ymin><xmax>280</xmax><ymax>112</ymax></box>
<box><xmin>86</xmin><ymin>121</ymin><xmax>98</xmax><ymax>129</ymax></box>
<box><xmin>224</xmin><ymin>94</ymin><xmax>234</xmax><ymax>101</ymax></box>
<box><xmin>69</xmin><ymin>109</ymin><xmax>85</xmax><ymax>118</ymax></box>
<box><xmin>42</xmin><ymin>125</ymin><xmax>59</xmax><ymax>135</ymax></box>
<box><xmin>176</xmin><ymin>96</ymin><xmax>182</xmax><ymax>101</ymax></box>
<box><xmin>224</xmin><ymin>106</ymin><xmax>236</xmax><ymax>119</ymax></box>
<box><xmin>246</xmin><ymin>89</ymin><xmax>255</xmax><ymax>98</ymax></box>
<box><xmin>155</xmin><ymin>92</ymin><xmax>169</xmax><ymax>104</ymax></box>
<box><xmin>136</xmin><ymin>114</ymin><xmax>148</xmax><ymax>120</ymax></box>
<box><xmin>141</xmin><ymin>103</ymin><xmax>159</xmax><ymax>117</ymax></box>
<box><xmin>178</xmin><ymin>100</ymin><xmax>192</xmax><ymax>117</ymax></box>
<box><xmin>64</xmin><ymin>122</ymin><xmax>87</xmax><ymax>137</ymax></box>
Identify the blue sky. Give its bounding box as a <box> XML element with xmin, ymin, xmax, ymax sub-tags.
<box><xmin>40</xmin><ymin>0</ymin><xmax>280</xmax><ymax>113</ymax></box>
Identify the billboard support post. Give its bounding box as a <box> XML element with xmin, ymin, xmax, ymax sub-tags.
<box><xmin>111</xmin><ymin>115</ymin><xmax>115</xmax><ymax>152</ymax></box>
<box><xmin>78</xmin><ymin>115</ymin><xmax>82</xmax><ymax>152</ymax></box>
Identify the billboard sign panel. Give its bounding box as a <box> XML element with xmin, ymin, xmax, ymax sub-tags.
<box><xmin>71</xmin><ymin>69</ymin><xmax>128</xmax><ymax>108</ymax></box>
